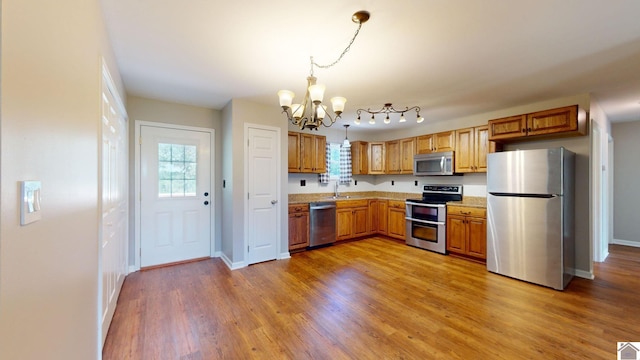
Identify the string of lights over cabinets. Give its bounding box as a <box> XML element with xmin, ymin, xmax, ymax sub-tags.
<box><xmin>277</xmin><ymin>11</ymin><xmax>370</xmax><ymax>130</ymax></box>
<box><xmin>356</xmin><ymin>103</ymin><xmax>424</xmax><ymax>125</ymax></box>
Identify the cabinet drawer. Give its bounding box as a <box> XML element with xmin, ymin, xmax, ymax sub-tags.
<box><xmin>336</xmin><ymin>199</ymin><xmax>369</xmax><ymax>208</ymax></box>
<box><xmin>288</xmin><ymin>203</ymin><xmax>309</xmax><ymax>214</ymax></box>
<box><xmin>447</xmin><ymin>205</ymin><xmax>486</xmax><ymax>218</ymax></box>
<box><xmin>388</xmin><ymin>200</ymin><xmax>405</xmax><ymax>209</ymax></box>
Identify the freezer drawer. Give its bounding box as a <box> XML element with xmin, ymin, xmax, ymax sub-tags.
<box><xmin>487</xmin><ymin>194</ymin><xmax>571</xmax><ymax>290</ymax></box>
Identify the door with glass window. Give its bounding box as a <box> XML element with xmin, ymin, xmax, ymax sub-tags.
<box><xmin>140</xmin><ymin>125</ymin><xmax>211</xmax><ymax>268</ymax></box>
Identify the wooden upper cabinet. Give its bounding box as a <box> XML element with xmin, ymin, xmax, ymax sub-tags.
<box><xmin>400</xmin><ymin>137</ymin><xmax>416</xmax><ymax>174</ymax></box>
<box><xmin>416</xmin><ymin>131</ymin><xmax>455</xmax><ymax>154</ymax></box>
<box><xmin>488</xmin><ymin>105</ymin><xmax>585</xmax><ymax>141</ymax></box>
<box><xmin>350</xmin><ymin>141</ymin><xmax>369</xmax><ymax>175</ymax></box>
<box><xmin>527</xmin><ymin>105</ymin><xmax>578</xmax><ymax>136</ymax></box>
<box><xmin>290</xmin><ymin>132</ymin><xmax>326</xmax><ymax>173</ymax></box>
<box><xmin>288</xmin><ymin>132</ymin><xmax>301</xmax><ymax>172</ymax></box>
<box><xmin>368</xmin><ymin>142</ymin><xmax>386</xmax><ymax>174</ymax></box>
<box><xmin>455</xmin><ymin>125</ymin><xmax>497</xmax><ymax>173</ymax></box>
<box><xmin>385</xmin><ymin>140</ymin><xmax>401</xmax><ymax>174</ymax></box>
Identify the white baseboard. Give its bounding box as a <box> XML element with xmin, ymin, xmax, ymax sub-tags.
<box><xmin>220</xmin><ymin>252</ymin><xmax>246</xmax><ymax>270</ymax></box>
<box><xmin>574</xmin><ymin>269</ymin><xmax>594</xmax><ymax>280</ymax></box>
<box><xmin>611</xmin><ymin>239</ymin><xmax>640</xmax><ymax>248</ymax></box>
<box><xmin>128</xmin><ymin>265</ymin><xmax>139</xmax><ymax>274</ymax></box>
<box><xmin>213</xmin><ymin>251</ymin><xmax>222</xmax><ymax>258</ymax></box>
<box><xmin>279</xmin><ymin>252</ymin><xmax>291</xmax><ymax>260</ymax></box>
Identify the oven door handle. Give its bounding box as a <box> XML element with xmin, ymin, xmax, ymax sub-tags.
<box><xmin>405</xmin><ymin>217</ymin><xmax>445</xmax><ymax>226</ymax></box>
<box><xmin>405</xmin><ymin>202</ymin><xmax>446</xmax><ymax>208</ymax></box>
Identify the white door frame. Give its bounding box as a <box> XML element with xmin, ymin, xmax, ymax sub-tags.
<box><xmin>243</xmin><ymin>123</ymin><xmax>283</xmax><ymax>263</ymax></box>
<box><xmin>133</xmin><ymin>120</ymin><xmax>215</xmax><ymax>271</ymax></box>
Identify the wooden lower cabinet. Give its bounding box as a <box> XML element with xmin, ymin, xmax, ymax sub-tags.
<box><xmin>336</xmin><ymin>200</ymin><xmax>369</xmax><ymax>241</ymax></box>
<box><xmin>446</xmin><ymin>205</ymin><xmax>486</xmax><ymax>262</ymax></box>
<box><xmin>368</xmin><ymin>199</ymin><xmax>388</xmax><ymax>235</ymax></box>
<box><xmin>288</xmin><ymin>204</ymin><xmax>309</xmax><ymax>251</ymax></box>
<box><xmin>387</xmin><ymin>200</ymin><xmax>406</xmax><ymax>240</ymax></box>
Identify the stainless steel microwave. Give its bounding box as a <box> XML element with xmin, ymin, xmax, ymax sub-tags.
<box><xmin>413</xmin><ymin>151</ymin><xmax>455</xmax><ymax>176</ymax></box>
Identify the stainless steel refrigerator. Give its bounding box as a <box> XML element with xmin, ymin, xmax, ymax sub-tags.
<box><xmin>487</xmin><ymin>147</ymin><xmax>575</xmax><ymax>290</ymax></box>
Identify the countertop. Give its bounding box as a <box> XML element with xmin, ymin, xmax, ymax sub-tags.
<box><xmin>289</xmin><ymin>192</ymin><xmax>486</xmax><ymax>208</ymax></box>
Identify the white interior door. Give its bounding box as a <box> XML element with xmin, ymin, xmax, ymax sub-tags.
<box><xmin>100</xmin><ymin>66</ymin><xmax>128</xmax><ymax>345</ymax></box>
<box><xmin>140</xmin><ymin>125</ymin><xmax>212</xmax><ymax>268</ymax></box>
<box><xmin>247</xmin><ymin>126</ymin><xmax>280</xmax><ymax>265</ymax></box>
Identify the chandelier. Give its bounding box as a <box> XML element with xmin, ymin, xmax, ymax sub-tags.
<box><xmin>278</xmin><ymin>11</ymin><xmax>370</xmax><ymax>130</ymax></box>
<box><xmin>355</xmin><ymin>103</ymin><xmax>424</xmax><ymax>125</ymax></box>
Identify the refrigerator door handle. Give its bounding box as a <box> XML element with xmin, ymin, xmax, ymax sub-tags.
<box><xmin>489</xmin><ymin>192</ymin><xmax>558</xmax><ymax>198</ymax></box>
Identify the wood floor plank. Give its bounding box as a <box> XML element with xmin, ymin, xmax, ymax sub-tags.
<box><xmin>103</xmin><ymin>239</ymin><xmax>640</xmax><ymax>359</ymax></box>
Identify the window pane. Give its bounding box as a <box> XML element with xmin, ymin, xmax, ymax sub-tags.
<box><xmin>157</xmin><ymin>143</ymin><xmax>198</xmax><ymax>198</ymax></box>
<box><xmin>184</xmin><ymin>145</ymin><xmax>197</xmax><ymax>162</ymax></box>
<box><xmin>158</xmin><ymin>161</ymin><xmax>172</xmax><ymax>180</ymax></box>
<box><xmin>159</xmin><ymin>180</ymin><xmax>172</xmax><ymax>197</ymax></box>
<box><xmin>329</xmin><ymin>143</ymin><xmax>341</xmax><ymax>179</ymax></box>
<box><xmin>171</xmin><ymin>144</ymin><xmax>185</xmax><ymax>161</ymax></box>
<box><xmin>158</xmin><ymin>143</ymin><xmax>172</xmax><ymax>161</ymax></box>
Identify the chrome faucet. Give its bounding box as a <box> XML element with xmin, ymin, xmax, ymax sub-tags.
<box><xmin>334</xmin><ymin>181</ymin><xmax>340</xmax><ymax>197</ymax></box>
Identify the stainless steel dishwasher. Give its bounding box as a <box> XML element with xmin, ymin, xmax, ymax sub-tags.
<box><xmin>309</xmin><ymin>201</ymin><xmax>336</xmax><ymax>247</ymax></box>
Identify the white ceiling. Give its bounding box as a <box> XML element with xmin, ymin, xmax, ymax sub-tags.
<box><xmin>101</xmin><ymin>0</ymin><xmax>640</xmax><ymax>131</ymax></box>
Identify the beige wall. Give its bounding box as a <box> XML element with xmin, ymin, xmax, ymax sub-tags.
<box><xmin>222</xmin><ymin>99</ymin><xmax>288</xmax><ymax>266</ymax></box>
<box><xmin>0</xmin><ymin>0</ymin><xmax>123</xmax><ymax>358</ymax></box>
<box><xmin>125</xmin><ymin>96</ymin><xmax>223</xmax><ymax>265</ymax></box>
<box><xmin>612</xmin><ymin>121</ymin><xmax>640</xmax><ymax>245</ymax></box>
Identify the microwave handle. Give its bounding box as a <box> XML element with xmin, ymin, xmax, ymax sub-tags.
<box><xmin>440</xmin><ymin>156</ymin><xmax>445</xmax><ymax>174</ymax></box>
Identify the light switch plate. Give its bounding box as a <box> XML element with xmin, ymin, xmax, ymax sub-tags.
<box><xmin>21</xmin><ymin>181</ymin><xmax>42</xmax><ymax>225</ymax></box>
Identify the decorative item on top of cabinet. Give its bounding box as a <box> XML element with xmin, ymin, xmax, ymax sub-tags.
<box><xmin>455</xmin><ymin>125</ymin><xmax>501</xmax><ymax>173</ymax></box>
<box><xmin>350</xmin><ymin>141</ymin><xmax>369</xmax><ymax>175</ymax></box>
<box><xmin>488</xmin><ymin>104</ymin><xmax>586</xmax><ymax>142</ymax></box>
<box><xmin>288</xmin><ymin>204</ymin><xmax>310</xmax><ymax>251</ymax></box>
<box><xmin>368</xmin><ymin>142</ymin><xmax>386</xmax><ymax>174</ymax></box>
<box><xmin>288</xmin><ymin>131</ymin><xmax>326</xmax><ymax>173</ymax></box>
<box><xmin>416</xmin><ymin>131</ymin><xmax>455</xmax><ymax>154</ymax></box>
<box><xmin>387</xmin><ymin>200</ymin><xmax>406</xmax><ymax>240</ymax></box>
<box><xmin>446</xmin><ymin>205</ymin><xmax>486</xmax><ymax>262</ymax></box>
<box><xmin>336</xmin><ymin>199</ymin><xmax>369</xmax><ymax>241</ymax></box>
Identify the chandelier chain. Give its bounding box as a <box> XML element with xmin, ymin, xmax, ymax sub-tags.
<box><xmin>311</xmin><ymin>22</ymin><xmax>363</xmax><ymax>71</ymax></box>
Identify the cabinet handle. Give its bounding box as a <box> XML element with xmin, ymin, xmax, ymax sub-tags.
<box><xmin>522</xmin><ymin>128</ymin><xmax>526</xmax><ymax>133</ymax></box>
<box><xmin>528</xmin><ymin>127</ymin><xmax>531</xmax><ymax>132</ymax></box>
<box><xmin>462</xmin><ymin>211</ymin><xmax>471</xmax><ymax>215</ymax></box>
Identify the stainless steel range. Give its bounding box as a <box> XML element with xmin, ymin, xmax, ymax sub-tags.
<box><xmin>405</xmin><ymin>185</ymin><xmax>462</xmax><ymax>254</ymax></box>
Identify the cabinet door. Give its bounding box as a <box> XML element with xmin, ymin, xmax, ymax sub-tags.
<box><xmin>351</xmin><ymin>141</ymin><xmax>369</xmax><ymax>175</ymax></box>
<box><xmin>368</xmin><ymin>200</ymin><xmax>378</xmax><ymax>234</ymax></box>
<box><xmin>336</xmin><ymin>209</ymin><xmax>353</xmax><ymax>241</ymax></box>
<box><xmin>288</xmin><ymin>132</ymin><xmax>300</xmax><ymax>173</ymax></box>
<box><xmin>368</xmin><ymin>142</ymin><xmax>386</xmax><ymax>174</ymax></box>
<box><xmin>527</xmin><ymin>105</ymin><xmax>577</xmax><ymax>136</ymax></box>
<box><xmin>474</xmin><ymin>125</ymin><xmax>490</xmax><ymax>172</ymax></box>
<box><xmin>288</xmin><ymin>212</ymin><xmax>309</xmax><ymax>250</ymax></box>
<box><xmin>378</xmin><ymin>200</ymin><xmax>388</xmax><ymax>235</ymax></box>
<box><xmin>400</xmin><ymin>137</ymin><xmax>416</xmax><ymax>174</ymax></box>
<box><xmin>416</xmin><ymin>134</ymin><xmax>434</xmax><ymax>154</ymax></box>
<box><xmin>388</xmin><ymin>207</ymin><xmax>406</xmax><ymax>240</ymax></box>
<box><xmin>386</xmin><ymin>140</ymin><xmax>401</xmax><ymax>174</ymax></box>
<box><xmin>313</xmin><ymin>135</ymin><xmax>327</xmax><ymax>173</ymax></box>
<box><xmin>446</xmin><ymin>215</ymin><xmax>466</xmax><ymax>253</ymax></box>
<box><xmin>435</xmin><ymin>131</ymin><xmax>456</xmax><ymax>152</ymax></box>
<box><xmin>455</xmin><ymin>128</ymin><xmax>474</xmax><ymax>173</ymax></box>
<box><xmin>299</xmin><ymin>133</ymin><xmax>315</xmax><ymax>172</ymax></box>
<box><xmin>353</xmin><ymin>207</ymin><xmax>369</xmax><ymax>237</ymax></box>
<box><xmin>488</xmin><ymin>115</ymin><xmax>526</xmax><ymax>141</ymax></box>
<box><xmin>467</xmin><ymin>216</ymin><xmax>487</xmax><ymax>259</ymax></box>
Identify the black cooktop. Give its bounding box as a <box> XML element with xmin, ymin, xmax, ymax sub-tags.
<box><xmin>406</xmin><ymin>184</ymin><xmax>463</xmax><ymax>204</ymax></box>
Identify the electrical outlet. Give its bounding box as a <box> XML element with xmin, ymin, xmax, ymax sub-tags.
<box><xmin>415</xmin><ymin>180</ymin><xmax>418</xmax><ymax>186</ymax></box>
<box><xmin>391</xmin><ymin>180</ymin><xmax>395</xmax><ymax>186</ymax></box>
<box><xmin>354</xmin><ymin>180</ymin><xmax>358</xmax><ymax>185</ymax></box>
<box><xmin>300</xmin><ymin>179</ymin><xmax>306</xmax><ymax>186</ymax></box>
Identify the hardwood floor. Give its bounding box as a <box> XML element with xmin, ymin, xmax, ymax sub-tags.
<box><xmin>103</xmin><ymin>239</ymin><xmax>640</xmax><ymax>359</ymax></box>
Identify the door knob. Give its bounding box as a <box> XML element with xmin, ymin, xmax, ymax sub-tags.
<box><xmin>204</xmin><ymin>201</ymin><xmax>209</xmax><ymax>205</ymax></box>
<box><xmin>271</xmin><ymin>200</ymin><xmax>278</xmax><ymax>205</ymax></box>
<box><xmin>204</xmin><ymin>192</ymin><xmax>209</xmax><ymax>197</ymax></box>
